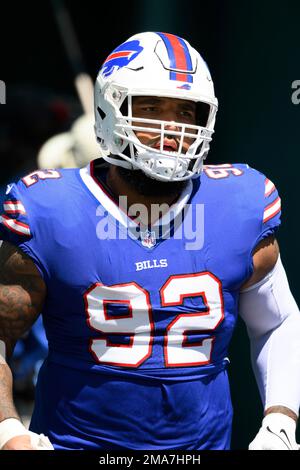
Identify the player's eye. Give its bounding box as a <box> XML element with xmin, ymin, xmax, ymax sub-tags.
<box><xmin>179</xmin><ymin>110</ymin><xmax>196</xmax><ymax>123</ymax></box>
<box><xmin>180</xmin><ymin>110</ymin><xmax>194</xmax><ymax>117</ymax></box>
<box><xmin>141</xmin><ymin>106</ymin><xmax>158</xmax><ymax>113</ymax></box>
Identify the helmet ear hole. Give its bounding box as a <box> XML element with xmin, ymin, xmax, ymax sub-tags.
<box><xmin>97</xmin><ymin>106</ymin><xmax>106</xmax><ymax>120</ymax></box>
<box><xmin>120</xmin><ymin>98</ymin><xmax>129</xmax><ymax>117</ymax></box>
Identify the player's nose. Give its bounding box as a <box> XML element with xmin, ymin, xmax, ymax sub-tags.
<box><xmin>164</xmin><ymin>120</ymin><xmax>179</xmax><ymax>136</ymax></box>
<box><xmin>165</xmin><ymin>121</ymin><xmax>178</xmax><ymax>130</ymax></box>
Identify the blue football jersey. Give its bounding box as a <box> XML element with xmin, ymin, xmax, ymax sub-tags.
<box><xmin>0</xmin><ymin>161</ymin><xmax>281</xmax><ymax>449</ymax></box>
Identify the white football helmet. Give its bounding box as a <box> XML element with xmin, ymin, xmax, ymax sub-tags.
<box><xmin>94</xmin><ymin>32</ymin><xmax>218</xmax><ymax>182</ymax></box>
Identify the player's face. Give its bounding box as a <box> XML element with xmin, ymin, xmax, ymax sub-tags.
<box><xmin>132</xmin><ymin>96</ymin><xmax>197</xmax><ymax>153</ymax></box>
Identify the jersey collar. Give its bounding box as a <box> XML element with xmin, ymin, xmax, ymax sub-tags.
<box><xmin>80</xmin><ymin>161</ymin><xmax>193</xmax><ymax>229</ymax></box>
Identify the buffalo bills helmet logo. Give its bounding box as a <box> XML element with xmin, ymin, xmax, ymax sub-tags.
<box><xmin>100</xmin><ymin>40</ymin><xmax>143</xmax><ymax>78</ymax></box>
<box><xmin>177</xmin><ymin>83</ymin><xmax>191</xmax><ymax>90</ymax></box>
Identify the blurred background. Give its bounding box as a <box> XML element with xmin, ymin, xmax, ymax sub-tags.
<box><xmin>0</xmin><ymin>0</ymin><xmax>299</xmax><ymax>449</ymax></box>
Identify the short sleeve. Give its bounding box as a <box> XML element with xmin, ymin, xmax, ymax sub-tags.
<box><xmin>0</xmin><ymin>182</ymin><xmax>32</xmax><ymax>244</ymax></box>
<box><xmin>0</xmin><ymin>181</ymin><xmax>46</xmax><ymax>279</ymax></box>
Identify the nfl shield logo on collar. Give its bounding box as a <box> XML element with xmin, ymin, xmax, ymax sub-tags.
<box><xmin>140</xmin><ymin>230</ymin><xmax>156</xmax><ymax>248</ymax></box>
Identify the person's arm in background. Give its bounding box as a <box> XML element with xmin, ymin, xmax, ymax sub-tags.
<box><xmin>0</xmin><ymin>241</ymin><xmax>52</xmax><ymax>450</ymax></box>
<box><xmin>240</xmin><ymin>237</ymin><xmax>300</xmax><ymax>450</ymax></box>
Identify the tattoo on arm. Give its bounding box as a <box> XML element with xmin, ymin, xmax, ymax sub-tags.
<box><xmin>0</xmin><ymin>364</ymin><xmax>20</xmax><ymax>422</ymax></box>
<box><xmin>0</xmin><ymin>241</ymin><xmax>46</xmax><ymax>423</ymax></box>
<box><xmin>0</xmin><ymin>241</ymin><xmax>46</xmax><ymax>356</ymax></box>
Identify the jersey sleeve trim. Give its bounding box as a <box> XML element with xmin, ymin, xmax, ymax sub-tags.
<box><xmin>264</xmin><ymin>178</ymin><xmax>276</xmax><ymax>197</ymax></box>
<box><xmin>0</xmin><ymin>195</ymin><xmax>31</xmax><ymax>236</ymax></box>
<box><xmin>0</xmin><ymin>214</ymin><xmax>31</xmax><ymax>236</ymax></box>
<box><xmin>263</xmin><ymin>196</ymin><xmax>281</xmax><ymax>224</ymax></box>
<box><xmin>3</xmin><ymin>200</ymin><xmax>26</xmax><ymax>215</ymax></box>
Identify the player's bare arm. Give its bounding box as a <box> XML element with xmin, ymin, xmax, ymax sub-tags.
<box><xmin>0</xmin><ymin>241</ymin><xmax>46</xmax><ymax>356</ymax></box>
<box><xmin>241</xmin><ymin>236</ymin><xmax>279</xmax><ymax>290</ymax></box>
<box><xmin>0</xmin><ymin>241</ymin><xmax>46</xmax><ymax>449</ymax></box>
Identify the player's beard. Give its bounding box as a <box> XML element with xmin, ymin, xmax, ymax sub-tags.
<box><xmin>116</xmin><ymin>166</ymin><xmax>187</xmax><ymax>197</ymax></box>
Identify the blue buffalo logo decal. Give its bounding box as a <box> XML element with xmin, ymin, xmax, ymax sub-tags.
<box><xmin>100</xmin><ymin>40</ymin><xmax>143</xmax><ymax>78</ymax></box>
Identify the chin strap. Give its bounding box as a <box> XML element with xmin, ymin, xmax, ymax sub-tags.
<box><xmin>136</xmin><ymin>151</ymin><xmax>189</xmax><ymax>180</ymax></box>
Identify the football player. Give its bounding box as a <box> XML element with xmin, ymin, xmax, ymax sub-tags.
<box><xmin>0</xmin><ymin>32</ymin><xmax>300</xmax><ymax>450</ymax></box>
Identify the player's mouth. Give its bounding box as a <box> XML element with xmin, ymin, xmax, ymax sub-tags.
<box><xmin>154</xmin><ymin>140</ymin><xmax>178</xmax><ymax>152</ymax></box>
